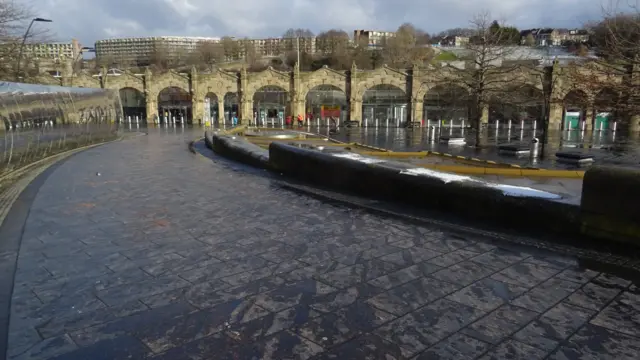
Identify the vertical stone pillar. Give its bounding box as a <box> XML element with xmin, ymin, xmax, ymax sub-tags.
<box><xmin>629</xmin><ymin>114</ymin><xmax>640</xmax><ymax>133</ymax></box>
<box><xmin>100</xmin><ymin>66</ymin><xmax>107</xmax><ymax>88</ymax></box>
<box><xmin>217</xmin><ymin>97</ymin><xmax>225</xmax><ymax>125</ymax></box>
<box><xmin>242</xmin><ymin>99</ymin><xmax>253</xmax><ymax>124</ymax></box>
<box><xmin>348</xmin><ymin>62</ymin><xmax>362</xmax><ymax>123</ymax></box>
<box><xmin>192</xmin><ymin>96</ymin><xmax>203</xmax><ymax>125</ymax></box>
<box><xmin>189</xmin><ymin>66</ymin><xmax>201</xmax><ymax>124</ymax></box>
<box><xmin>584</xmin><ymin>106</ymin><xmax>594</xmax><ymax>131</ymax></box>
<box><xmin>412</xmin><ymin>99</ymin><xmax>423</xmax><ymax>124</ymax></box>
<box><xmin>144</xmin><ymin>67</ymin><xmax>157</xmax><ymax>124</ymax></box>
<box><xmin>410</xmin><ymin>65</ymin><xmax>423</xmax><ymax>124</ymax></box>
<box><xmin>61</xmin><ymin>59</ymin><xmax>73</xmax><ymax>87</ymax></box>
<box><xmin>548</xmin><ymin>102</ymin><xmax>563</xmax><ymax>131</ymax></box>
<box><xmin>145</xmin><ymin>93</ymin><xmax>157</xmax><ymax>124</ymax></box>
<box><xmin>239</xmin><ymin>66</ymin><xmax>251</xmax><ymax>123</ymax></box>
<box><xmin>291</xmin><ymin>62</ymin><xmax>305</xmax><ymax>118</ymax></box>
<box><xmin>480</xmin><ymin>104</ymin><xmax>489</xmax><ymax>126</ymax></box>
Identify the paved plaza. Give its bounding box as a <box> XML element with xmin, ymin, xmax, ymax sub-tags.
<box><xmin>3</xmin><ymin>129</ymin><xmax>639</xmax><ymax>359</ymax></box>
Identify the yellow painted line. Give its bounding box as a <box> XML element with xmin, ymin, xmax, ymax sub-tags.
<box><xmin>416</xmin><ymin>164</ymin><xmax>585</xmax><ymax>178</ymax></box>
<box><xmin>247</xmin><ymin>139</ymin><xmax>351</xmax><ymax>147</ymax></box>
<box><xmin>519</xmin><ymin>169</ymin><xmax>584</xmax><ymax>178</ymax></box>
<box><xmin>352</xmin><ymin>142</ymin><xmax>390</xmax><ymax>152</ymax></box>
<box><xmin>246</xmin><ymin>136</ymin><xmax>307</xmax><ymax>141</ymax></box>
<box><xmin>358</xmin><ymin>151</ymin><xmax>429</xmax><ymax>157</ymax></box>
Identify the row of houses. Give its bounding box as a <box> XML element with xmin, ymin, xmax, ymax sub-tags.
<box><xmin>432</xmin><ymin>28</ymin><xmax>589</xmax><ymax>48</ymax></box>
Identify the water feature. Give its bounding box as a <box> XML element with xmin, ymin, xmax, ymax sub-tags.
<box><xmin>325</xmin><ymin>126</ymin><xmax>640</xmax><ymax>169</ymax></box>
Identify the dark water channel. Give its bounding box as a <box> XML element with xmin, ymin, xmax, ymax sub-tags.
<box><xmin>323</xmin><ymin>126</ymin><xmax>640</xmax><ymax>170</ymax></box>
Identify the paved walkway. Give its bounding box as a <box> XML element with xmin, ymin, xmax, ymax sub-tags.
<box><xmin>5</xmin><ymin>128</ymin><xmax>640</xmax><ymax>359</ymax></box>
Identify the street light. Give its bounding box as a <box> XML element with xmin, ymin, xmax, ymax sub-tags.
<box><xmin>296</xmin><ymin>36</ymin><xmax>300</xmax><ymax>68</ymax></box>
<box><xmin>15</xmin><ymin>17</ymin><xmax>53</xmax><ymax>81</ymax></box>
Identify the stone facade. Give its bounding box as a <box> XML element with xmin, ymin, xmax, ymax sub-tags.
<box><xmin>29</xmin><ymin>62</ymin><xmax>632</xmax><ymax>131</ymax></box>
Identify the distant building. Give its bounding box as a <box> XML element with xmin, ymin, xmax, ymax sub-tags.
<box><xmin>438</xmin><ymin>36</ymin><xmax>469</xmax><ymax>47</ymax></box>
<box><xmin>353</xmin><ymin>30</ymin><xmax>395</xmax><ymax>49</ymax></box>
<box><xmin>95</xmin><ymin>35</ymin><xmax>319</xmax><ymax>65</ymax></box>
<box><xmin>95</xmin><ymin>36</ymin><xmax>221</xmax><ymax>65</ymax></box>
<box><xmin>23</xmin><ymin>39</ymin><xmax>82</xmax><ymax>61</ymax></box>
<box><xmin>520</xmin><ymin>28</ymin><xmax>589</xmax><ymax>46</ymax></box>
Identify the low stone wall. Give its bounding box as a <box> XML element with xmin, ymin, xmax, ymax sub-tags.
<box><xmin>269</xmin><ymin>142</ymin><xmax>581</xmax><ymax>237</ymax></box>
<box><xmin>204</xmin><ymin>131</ymin><xmax>269</xmax><ymax>169</ymax></box>
<box><xmin>581</xmin><ymin>166</ymin><xmax>640</xmax><ymax>245</ymax></box>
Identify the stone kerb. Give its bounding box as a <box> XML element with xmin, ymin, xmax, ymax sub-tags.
<box><xmin>204</xmin><ymin>130</ymin><xmax>269</xmax><ymax>169</ymax></box>
<box><xmin>268</xmin><ymin>142</ymin><xmax>581</xmax><ymax>237</ymax></box>
<box><xmin>581</xmin><ymin>166</ymin><xmax>640</xmax><ymax>245</ymax></box>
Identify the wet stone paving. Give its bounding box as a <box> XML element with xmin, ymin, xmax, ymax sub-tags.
<box><xmin>5</xmin><ymin>129</ymin><xmax>640</xmax><ymax>359</ymax></box>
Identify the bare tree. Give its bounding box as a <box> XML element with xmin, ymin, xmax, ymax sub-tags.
<box><xmin>282</xmin><ymin>28</ymin><xmax>315</xmax><ymax>38</ymax></box>
<box><xmin>242</xmin><ymin>38</ymin><xmax>262</xmax><ymax>70</ymax></box>
<box><xmin>281</xmin><ymin>28</ymin><xmax>314</xmax><ymax>54</ymax></box>
<box><xmin>195</xmin><ymin>41</ymin><xmax>224</xmax><ymax>69</ymax></box>
<box><xmin>149</xmin><ymin>42</ymin><xmax>171</xmax><ymax>71</ymax></box>
<box><xmin>351</xmin><ymin>37</ymin><xmax>378</xmax><ymax>70</ymax></box>
<box><xmin>220</xmin><ymin>36</ymin><xmax>240</xmax><ymax>61</ymax></box>
<box><xmin>435</xmin><ymin>27</ymin><xmax>476</xmax><ymax>38</ymax></box>
<box><xmin>0</xmin><ymin>0</ymin><xmax>52</xmax><ymax>80</ymax></box>
<box><xmin>567</xmin><ymin>7</ymin><xmax>640</xmax><ymax>131</ymax></box>
<box><xmin>316</xmin><ymin>29</ymin><xmax>349</xmax><ymax>55</ymax></box>
<box><xmin>428</xmin><ymin>12</ymin><xmax>526</xmax><ymax>147</ymax></box>
<box><xmin>524</xmin><ymin>33</ymin><xmax>536</xmax><ymax>46</ymax></box>
<box><xmin>315</xmin><ymin>29</ymin><xmax>351</xmax><ymax>69</ymax></box>
<box><xmin>383</xmin><ymin>23</ymin><xmax>434</xmax><ymax>68</ymax></box>
<box><xmin>415</xmin><ymin>29</ymin><xmax>431</xmax><ymax>46</ymax></box>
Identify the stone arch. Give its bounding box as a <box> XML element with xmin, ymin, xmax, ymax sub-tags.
<box><xmin>594</xmin><ymin>87</ymin><xmax>619</xmax><ymax>111</ymax></box>
<box><xmin>253</xmin><ymin>85</ymin><xmax>289</xmax><ymax>124</ymax></box>
<box><xmin>356</xmin><ymin>67</ymin><xmax>409</xmax><ymax>99</ymax></box>
<box><xmin>300</xmin><ymin>67</ymin><xmax>348</xmax><ymax>99</ymax></box>
<box><xmin>147</xmin><ymin>71</ymin><xmax>190</xmax><ymax>106</ymax></box>
<box><xmin>305</xmin><ymin>84</ymin><xmax>348</xmax><ymax>122</ymax></box>
<box><xmin>564</xmin><ymin>89</ymin><xmax>589</xmax><ymax>108</ymax></box>
<box><xmin>362</xmin><ymin>84</ymin><xmax>409</xmax><ymax>125</ymax></box>
<box><xmin>563</xmin><ymin>89</ymin><xmax>590</xmax><ymax>130</ymax></box>
<box><xmin>489</xmin><ymin>85</ymin><xmax>544</xmax><ymax>124</ymax></box>
<box><xmin>105</xmin><ymin>76</ymin><xmax>144</xmax><ymax>93</ymax></box>
<box><xmin>157</xmin><ymin>86</ymin><xmax>192</xmax><ymax>124</ymax></box>
<box><xmin>119</xmin><ymin>87</ymin><xmax>146</xmax><ymax>119</ymax></box>
<box><xmin>203</xmin><ymin>92</ymin><xmax>219</xmax><ymax>124</ymax></box>
<box><xmin>423</xmin><ymin>84</ymin><xmax>470</xmax><ymax>122</ymax></box>
<box><xmin>246</xmin><ymin>69</ymin><xmax>291</xmax><ymax>100</ymax></box>
<box><xmin>222</xmin><ymin>92</ymin><xmax>239</xmax><ymax>124</ymax></box>
<box><xmin>593</xmin><ymin>87</ymin><xmax>619</xmax><ymax>130</ymax></box>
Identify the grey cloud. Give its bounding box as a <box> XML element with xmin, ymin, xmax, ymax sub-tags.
<box><xmin>37</xmin><ymin>0</ymin><xmax>604</xmax><ymax>47</ymax></box>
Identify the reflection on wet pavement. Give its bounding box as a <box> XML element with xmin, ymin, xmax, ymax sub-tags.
<box><xmin>5</xmin><ymin>128</ymin><xmax>639</xmax><ymax>359</ymax></box>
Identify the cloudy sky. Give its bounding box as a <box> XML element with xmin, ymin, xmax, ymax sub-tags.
<box><xmin>35</xmin><ymin>0</ymin><xmax>608</xmax><ymax>46</ymax></box>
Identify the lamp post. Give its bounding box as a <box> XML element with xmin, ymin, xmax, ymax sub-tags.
<box><xmin>15</xmin><ymin>17</ymin><xmax>53</xmax><ymax>81</ymax></box>
<box><xmin>296</xmin><ymin>36</ymin><xmax>300</xmax><ymax>68</ymax></box>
